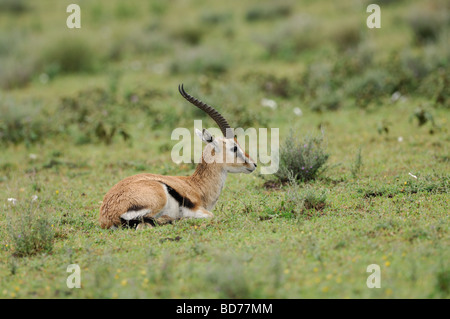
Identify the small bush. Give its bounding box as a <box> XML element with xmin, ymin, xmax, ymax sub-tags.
<box><xmin>201</xmin><ymin>11</ymin><xmax>232</xmax><ymax>25</ymax></box>
<box><xmin>407</xmin><ymin>8</ymin><xmax>446</xmax><ymax>45</ymax></box>
<box><xmin>0</xmin><ymin>0</ymin><xmax>29</xmax><ymax>13</ymax></box>
<box><xmin>299</xmin><ymin>62</ymin><xmax>342</xmax><ymax>107</ymax></box>
<box><xmin>6</xmin><ymin>198</ymin><xmax>55</xmax><ymax>257</ymax></box>
<box><xmin>170</xmin><ymin>48</ymin><xmax>230</xmax><ymax>75</ymax></box>
<box><xmin>258</xmin><ymin>15</ymin><xmax>321</xmax><ymax>61</ymax></box>
<box><xmin>59</xmin><ymin>87</ymin><xmax>130</xmax><ymax>145</ymax></box>
<box><xmin>0</xmin><ymin>57</ymin><xmax>35</xmax><ymax>89</ymax></box>
<box><xmin>333</xmin><ymin>43</ymin><xmax>374</xmax><ymax>79</ymax></box>
<box><xmin>278</xmin><ymin>178</ymin><xmax>328</xmax><ymax>218</ymax></box>
<box><xmin>358</xmin><ymin>173</ymin><xmax>449</xmax><ymax>198</ymax></box>
<box><xmin>275</xmin><ymin>131</ymin><xmax>329</xmax><ymax>183</ymax></box>
<box><xmin>350</xmin><ymin>147</ymin><xmax>363</xmax><ymax>179</ymax></box>
<box><xmin>435</xmin><ymin>269</ymin><xmax>450</xmax><ymax>296</ymax></box>
<box><xmin>245</xmin><ymin>4</ymin><xmax>291</xmax><ymax>22</ymax></box>
<box><xmin>206</xmin><ymin>255</ymin><xmax>254</xmax><ymax>298</ymax></box>
<box><xmin>42</xmin><ymin>37</ymin><xmax>100</xmax><ymax>74</ymax></box>
<box><xmin>345</xmin><ymin>69</ymin><xmax>395</xmax><ymax>108</ymax></box>
<box><xmin>300</xmin><ymin>187</ymin><xmax>327</xmax><ymax>212</ymax></box>
<box><xmin>257</xmin><ymin>74</ymin><xmax>296</xmax><ymax>98</ymax></box>
<box><xmin>310</xmin><ymin>91</ymin><xmax>341</xmax><ymax>112</ymax></box>
<box><xmin>330</xmin><ymin>22</ymin><xmax>362</xmax><ymax>52</ymax></box>
<box><xmin>170</xmin><ymin>26</ymin><xmax>205</xmax><ymax>46</ymax></box>
<box><xmin>419</xmin><ymin>67</ymin><xmax>450</xmax><ymax>108</ymax></box>
<box><xmin>410</xmin><ymin>107</ymin><xmax>435</xmax><ymax>128</ymax></box>
<box><xmin>0</xmin><ymin>98</ymin><xmax>50</xmax><ymax>146</ymax></box>
<box><xmin>126</xmin><ymin>30</ymin><xmax>173</xmax><ymax>57</ymax></box>
<box><xmin>114</xmin><ymin>2</ymin><xmax>138</xmax><ymax>20</ymax></box>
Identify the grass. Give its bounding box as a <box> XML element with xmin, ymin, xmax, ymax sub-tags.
<box><xmin>0</xmin><ymin>0</ymin><xmax>449</xmax><ymax>299</ymax></box>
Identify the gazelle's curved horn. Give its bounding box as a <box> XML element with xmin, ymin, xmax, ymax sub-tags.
<box><xmin>178</xmin><ymin>84</ymin><xmax>233</xmax><ymax>138</ymax></box>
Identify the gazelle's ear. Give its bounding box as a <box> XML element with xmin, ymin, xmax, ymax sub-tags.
<box><xmin>195</xmin><ymin>128</ymin><xmax>214</xmax><ymax>144</ymax></box>
<box><xmin>195</xmin><ymin>128</ymin><xmax>220</xmax><ymax>152</ymax></box>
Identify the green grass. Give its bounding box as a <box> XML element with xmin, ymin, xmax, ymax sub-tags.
<box><xmin>0</xmin><ymin>0</ymin><xmax>449</xmax><ymax>299</ymax></box>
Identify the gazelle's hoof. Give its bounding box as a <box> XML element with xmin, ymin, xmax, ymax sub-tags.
<box><xmin>156</xmin><ymin>215</ymin><xmax>175</xmax><ymax>225</ymax></box>
<box><xmin>136</xmin><ymin>222</ymin><xmax>153</xmax><ymax>230</ymax></box>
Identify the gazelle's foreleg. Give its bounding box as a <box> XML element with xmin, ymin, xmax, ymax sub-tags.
<box><xmin>181</xmin><ymin>207</ymin><xmax>214</xmax><ymax>219</ymax></box>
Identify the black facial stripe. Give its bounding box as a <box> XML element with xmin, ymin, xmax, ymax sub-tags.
<box><xmin>163</xmin><ymin>183</ymin><xmax>195</xmax><ymax>209</ymax></box>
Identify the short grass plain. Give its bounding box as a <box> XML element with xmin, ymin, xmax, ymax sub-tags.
<box><xmin>0</xmin><ymin>0</ymin><xmax>449</xmax><ymax>298</ymax></box>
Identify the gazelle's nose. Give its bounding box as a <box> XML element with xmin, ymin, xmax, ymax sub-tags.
<box><xmin>254</xmin><ymin>163</ymin><xmax>257</xmax><ymax>168</ymax></box>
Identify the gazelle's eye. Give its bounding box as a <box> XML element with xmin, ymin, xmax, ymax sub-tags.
<box><xmin>232</xmin><ymin>146</ymin><xmax>238</xmax><ymax>153</ymax></box>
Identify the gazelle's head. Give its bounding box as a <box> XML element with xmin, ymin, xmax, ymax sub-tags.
<box><xmin>195</xmin><ymin>128</ymin><xmax>257</xmax><ymax>173</ymax></box>
<box><xmin>179</xmin><ymin>84</ymin><xmax>257</xmax><ymax>174</ymax></box>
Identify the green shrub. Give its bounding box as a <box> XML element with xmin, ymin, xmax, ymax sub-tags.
<box><xmin>259</xmin><ymin>15</ymin><xmax>321</xmax><ymax>61</ymax></box>
<box><xmin>350</xmin><ymin>147</ymin><xmax>363</xmax><ymax>179</ymax></box>
<box><xmin>114</xmin><ymin>2</ymin><xmax>138</xmax><ymax>20</ymax></box>
<box><xmin>200</xmin><ymin>11</ymin><xmax>233</xmax><ymax>25</ymax></box>
<box><xmin>170</xmin><ymin>26</ymin><xmax>205</xmax><ymax>46</ymax></box>
<box><xmin>357</xmin><ymin>173</ymin><xmax>449</xmax><ymax>198</ymax></box>
<box><xmin>330</xmin><ymin>22</ymin><xmax>362</xmax><ymax>52</ymax></box>
<box><xmin>407</xmin><ymin>8</ymin><xmax>446</xmax><ymax>45</ymax></box>
<box><xmin>42</xmin><ymin>37</ymin><xmax>100</xmax><ymax>74</ymax></box>
<box><xmin>127</xmin><ymin>30</ymin><xmax>173</xmax><ymax>57</ymax></box>
<box><xmin>275</xmin><ymin>131</ymin><xmax>329</xmax><ymax>183</ymax></box>
<box><xmin>333</xmin><ymin>43</ymin><xmax>374</xmax><ymax>78</ymax></box>
<box><xmin>0</xmin><ymin>0</ymin><xmax>28</xmax><ymax>13</ymax></box>
<box><xmin>310</xmin><ymin>91</ymin><xmax>341</xmax><ymax>112</ymax></box>
<box><xmin>0</xmin><ymin>57</ymin><xmax>35</xmax><ymax>89</ymax></box>
<box><xmin>6</xmin><ymin>198</ymin><xmax>55</xmax><ymax>257</ymax></box>
<box><xmin>245</xmin><ymin>4</ymin><xmax>292</xmax><ymax>22</ymax></box>
<box><xmin>278</xmin><ymin>179</ymin><xmax>328</xmax><ymax>218</ymax></box>
<box><xmin>59</xmin><ymin>87</ymin><xmax>130</xmax><ymax>145</ymax></box>
<box><xmin>435</xmin><ymin>269</ymin><xmax>450</xmax><ymax>296</ymax></box>
<box><xmin>299</xmin><ymin>62</ymin><xmax>342</xmax><ymax>107</ymax></box>
<box><xmin>344</xmin><ymin>69</ymin><xmax>395</xmax><ymax>108</ymax></box>
<box><xmin>170</xmin><ymin>48</ymin><xmax>230</xmax><ymax>75</ymax></box>
<box><xmin>0</xmin><ymin>31</ymin><xmax>38</xmax><ymax>89</ymax></box>
<box><xmin>410</xmin><ymin>107</ymin><xmax>435</xmax><ymax>127</ymax></box>
<box><xmin>256</xmin><ymin>74</ymin><xmax>296</xmax><ymax>98</ymax></box>
<box><xmin>206</xmin><ymin>255</ymin><xmax>253</xmax><ymax>298</ymax></box>
<box><xmin>419</xmin><ymin>67</ymin><xmax>450</xmax><ymax>108</ymax></box>
<box><xmin>0</xmin><ymin>98</ymin><xmax>50</xmax><ymax>146</ymax></box>
<box><xmin>301</xmin><ymin>187</ymin><xmax>327</xmax><ymax>212</ymax></box>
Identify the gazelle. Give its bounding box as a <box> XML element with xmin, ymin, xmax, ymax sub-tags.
<box><xmin>99</xmin><ymin>85</ymin><xmax>257</xmax><ymax>229</ymax></box>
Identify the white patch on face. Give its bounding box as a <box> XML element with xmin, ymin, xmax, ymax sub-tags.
<box><xmin>221</xmin><ymin>139</ymin><xmax>255</xmax><ymax>173</ymax></box>
<box><xmin>120</xmin><ymin>208</ymin><xmax>151</xmax><ymax>220</ymax></box>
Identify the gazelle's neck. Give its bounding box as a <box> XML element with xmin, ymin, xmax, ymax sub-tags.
<box><xmin>188</xmin><ymin>160</ymin><xmax>227</xmax><ymax>210</ymax></box>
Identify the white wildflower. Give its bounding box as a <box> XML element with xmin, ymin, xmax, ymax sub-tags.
<box><xmin>391</xmin><ymin>91</ymin><xmax>401</xmax><ymax>103</ymax></box>
<box><xmin>29</xmin><ymin>154</ymin><xmax>38</xmax><ymax>160</ymax></box>
<box><xmin>31</xmin><ymin>195</ymin><xmax>38</xmax><ymax>202</ymax></box>
<box><xmin>7</xmin><ymin>198</ymin><xmax>18</xmax><ymax>206</ymax></box>
<box><xmin>261</xmin><ymin>98</ymin><xmax>277</xmax><ymax>109</ymax></box>
<box><xmin>293</xmin><ymin>107</ymin><xmax>302</xmax><ymax>116</ymax></box>
<box><xmin>408</xmin><ymin>172</ymin><xmax>417</xmax><ymax>179</ymax></box>
<box><xmin>397</xmin><ymin>136</ymin><xmax>403</xmax><ymax>142</ymax></box>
